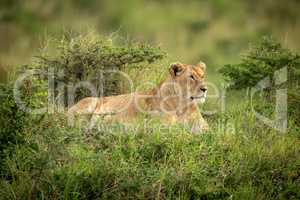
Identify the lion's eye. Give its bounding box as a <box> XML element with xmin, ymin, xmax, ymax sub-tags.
<box><xmin>190</xmin><ymin>75</ymin><xmax>195</xmax><ymax>80</ymax></box>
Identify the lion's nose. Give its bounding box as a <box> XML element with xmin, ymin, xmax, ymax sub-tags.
<box><xmin>200</xmin><ymin>87</ymin><xmax>207</xmax><ymax>92</ymax></box>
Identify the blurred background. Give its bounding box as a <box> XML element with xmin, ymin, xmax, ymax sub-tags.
<box><xmin>1</xmin><ymin>0</ymin><xmax>300</xmax><ymax>82</ymax></box>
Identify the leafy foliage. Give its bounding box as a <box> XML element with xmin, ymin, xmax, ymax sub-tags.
<box><xmin>219</xmin><ymin>37</ymin><xmax>300</xmax><ymax>125</ymax></box>
<box><xmin>26</xmin><ymin>32</ymin><xmax>166</xmax><ymax>106</ymax></box>
<box><xmin>0</xmin><ymin>83</ymin><xmax>29</xmax><ymax>173</ymax></box>
<box><xmin>219</xmin><ymin>37</ymin><xmax>300</xmax><ymax>90</ymax></box>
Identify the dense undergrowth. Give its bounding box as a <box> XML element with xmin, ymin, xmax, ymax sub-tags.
<box><xmin>0</xmin><ymin>34</ymin><xmax>299</xmax><ymax>200</ymax></box>
<box><xmin>0</xmin><ymin>107</ymin><xmax>299</xmax><ymax>199</ymax></box>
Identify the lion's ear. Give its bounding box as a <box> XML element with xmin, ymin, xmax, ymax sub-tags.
<box><xmin>196</xmin><ymin>62</ymin><xmax>206</xmax><ymax>71</ymax></box>
<box><xmin>169</xmin><ymin>63</ymin><xmax>184</xmax><ymax>77</ymax></box>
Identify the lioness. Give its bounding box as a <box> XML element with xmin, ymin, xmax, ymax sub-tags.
<box><xmin>68</xmin><ymin>62</ymin><xmax>209</xmax><ymax>132</ymax></box>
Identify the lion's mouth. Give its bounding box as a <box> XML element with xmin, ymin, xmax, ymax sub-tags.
<box><xmin>190</xmin><ymin>96</ymin><xmax>205</xmax><ymax>100</ymax></box>
<box><xmin>190</xmin><ymin>94</ymin><xmax>206</xmax><ymax>103</ymax></box>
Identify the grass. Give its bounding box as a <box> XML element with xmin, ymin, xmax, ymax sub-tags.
<box><xmin>0</xmin><ymin>98</ymin><xmax>299</xmax><ymax>199</ymax></box>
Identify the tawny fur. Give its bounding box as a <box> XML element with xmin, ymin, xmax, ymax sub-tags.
<box><xmin>68</xmin><ymin>62</ymin><xmax>209</xmax><ymax>132</ymax></box>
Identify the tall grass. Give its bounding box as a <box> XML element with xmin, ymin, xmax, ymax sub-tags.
<box><xmin>0</xmin><ymin>96</ymin><xmax>299</xmax><ymax>199</ymax></box>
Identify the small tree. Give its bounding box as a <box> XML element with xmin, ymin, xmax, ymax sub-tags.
<box><xmin>219</xmin><ymin>37</ymin><xmax>300</xmax><ymax>90</ymax></box>
<box><xmin>219</xmin><ymin>37</ymin><xmax>300</xmax><ymax>125</ymax></box>
<box><xmin>22</xmin><ymin>32</ymin><xmax>166</xmax><ymax>106</ymax></box>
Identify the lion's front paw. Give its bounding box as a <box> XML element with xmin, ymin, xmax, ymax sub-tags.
<box><xmin>190</xmin><ymin>121</ymin><xmax>209</xmax><ymax>134</ymax></box>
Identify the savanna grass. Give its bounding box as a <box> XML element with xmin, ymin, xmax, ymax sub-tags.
<box><xmin>1</xmin><ymin>100</ymin><xmax>299</xmax><ymax>199</ymax></box>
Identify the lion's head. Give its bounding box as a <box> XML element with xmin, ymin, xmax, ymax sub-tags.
<box><xmin>168</xmin><ymin>62</ymin><xmax>207</xmax><ymax>104</ymax></box>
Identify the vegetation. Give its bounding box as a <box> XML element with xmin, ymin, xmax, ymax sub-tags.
<box><xmin>1</xmin><ymin>112</ymin><xmax>300</xmax><ymax>199</ymax></box>
<box><xmin>219</xmin><ymin>37</ymin><xmax>300</xmax><ymax>90</ymax></box>
<box><xmin>2</xmin><ymin>0</ymin><xmax>300</xmax><ymax>77</ymax></box>
<box><xmin>1</xmin><ymin>1</ymin><xmax>300</xmax><ymax>199</ymax></box>
<box><xmin>0</xmin><ymin>83</ymin><xmax>28</xmax><ymax>173</ymax></box>
<box><xmin>220</xmin><ymin>37</ymin><xmax>300</xmax><ymax>126</ymax></box>
<box><xmin>25</xmin><ymin>32</ymin><xmax>165</xmax><ymax>106</ymax></box>
<box><xmin>0</xmin><ymin>33</ymin><xmax>299</xmax><ymax>199</ymax></box>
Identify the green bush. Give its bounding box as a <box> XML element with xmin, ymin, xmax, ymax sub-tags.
<box><xmin>219</xmin><ymin>37</ymin><xmax>300</xmax><ymax>90</ymax></box>
<box><xmin>26</xmin><ymin>32</ymin><xmax>165</xmax><ymax>106</ymax></box>
<box><xmin>0</xmin><ymin>83</ymin><xmax>29</xmax><ymax>173</ymax></box>
<box><xmin>0</xmin><ymin>80</ymin><xmax>52</xmax><ymax>174</ymax></box>
<box><xmin>219</xmin><ymin>37</ymin><xmax>300</xmax><ymax>125</ymax></box>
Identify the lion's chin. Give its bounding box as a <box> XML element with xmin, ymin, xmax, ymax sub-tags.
<box><xmin>198</xmin><ymin>97</ymin><xmax>206</xmax><ymax>104</ymax></box>
<box><xmin>190</xmin><ymin>96</ymin><xmax>206</xmax><ymax>104</ymax></box>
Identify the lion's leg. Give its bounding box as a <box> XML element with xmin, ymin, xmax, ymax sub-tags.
<box><xmin>179</xmin><ymin>105</ymin><xmax>209</xmax><ymax>133</ymax></box>
<box><xmin>88</xmin><ymin>114</ymin><xmax>101</xmax><ymax>130</ymax></box>
<box><xmin>190</xmin><ymin>114</ymin><xmax>209</xmax><ymax>133</ymax></box>
<box><xmin>67</xmin><ymin>97</ymin><xmax>99</xmax><ymax>126</ymax></box>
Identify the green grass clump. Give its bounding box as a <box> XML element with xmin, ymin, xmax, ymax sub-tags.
<box><xmin>0</xmin><ymin>103</ymin><xmax>299</xmax><ymax>199</ymax></box>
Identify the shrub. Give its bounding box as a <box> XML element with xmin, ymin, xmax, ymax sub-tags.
<box><xmin>0</xmin><ymin>79</ymin><xmax>52</xmax><ymax>174</ymax></box>
<box><xmin>219</xmin><ymin>37</ymin><xmax>300</xmax><ymax>125</ymax></box>
<box><xmin>0</xmin><ymin>83</ymin><xmax>29</xmax><ymax>173</ymax></box>
<box><xmin>25</xmin><ymin>32</ymin><xmax>166</xmax><ymax>106</ymax></box>
<box><xmin>219</xmin><ymin>37</ymin><xmax>300</xmax><ymax>90</ymax></box>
